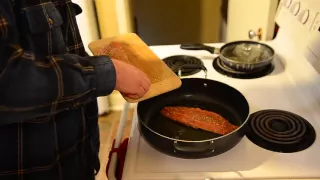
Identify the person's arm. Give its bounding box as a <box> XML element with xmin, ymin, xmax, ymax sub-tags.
<box><xmin>0</xmin><ymin>0</ymin><xmax>116</xmax><ymax>125</ymax></box>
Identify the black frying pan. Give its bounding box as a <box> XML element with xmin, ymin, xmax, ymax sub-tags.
<box><xmin>180</xmin><ymin>41</ymin><xmax>275</xmax><ymax>72</ymax></box>
<box><xmin>137</xmin><ymin>65</ymin><xmax>250</xmax><ymax>159</ymax></box>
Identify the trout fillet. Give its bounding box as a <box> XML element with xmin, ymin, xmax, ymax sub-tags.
<box><xmin>160</xmin><ymin>106</ymin><xmax>239</xmax><ymax>135</ymax></box>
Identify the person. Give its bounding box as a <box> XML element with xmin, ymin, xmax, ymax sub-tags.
<box><xmin>0</xmin><ymin>0</ymin><xmax>151</xmax><ymax>179</ymax></box>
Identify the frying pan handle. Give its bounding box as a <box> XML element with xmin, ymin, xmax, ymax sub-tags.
<box><xmin>177</xmin><ymin>64</ymin><xmax>208</xmax><ymax>79</ymax></box>
<box><xmin>173</xmin><ymin>140</ymin><xmax>215</xmax><ymax>154</ymax></box>
<box><xmin>180</xmin><ymin>44</ymin><xmax>218</xmax><ymax>54</ymax></box>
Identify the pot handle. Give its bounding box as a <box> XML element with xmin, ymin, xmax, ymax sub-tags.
<box><xmin>180</xmin><ymin>44</ymin><xmax>218</xmax><ymax>54</ymax></box>
<box><xmin>177</xmin><ymin>64</ymin><xmax>208</xmax><ymax>79</ymax></box>
<box><xmin>173</xmin><ymin>140</ymin><xmax>215</xmax><ymax>153</ymax></box>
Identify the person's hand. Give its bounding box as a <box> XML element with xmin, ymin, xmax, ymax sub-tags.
<box><xmin>112</xmin><ymin>59</ymin><xmax>151</xmax><ymax>99</ymax></box>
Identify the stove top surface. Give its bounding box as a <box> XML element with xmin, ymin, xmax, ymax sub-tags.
<box><xmin>121</xmin><ymin>43</ymin><xmax>320</xmax><ymax>180</ymax></box>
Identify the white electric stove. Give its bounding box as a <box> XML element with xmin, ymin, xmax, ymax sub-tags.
<box><xmin>109</xmin><ymin>0</ymin><xmax>320</xmax><ymax>179</ymax></box>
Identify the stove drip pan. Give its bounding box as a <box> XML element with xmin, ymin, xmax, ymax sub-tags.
<box><xmin>212</xmin><ymin>57</ymin><xmax>274</xmax><ymax>79</ymax></box>
<box><xmin>246</xmin><ymin>109</ymin><xmax>316</xmax><ymax>153</ymax></box>
<box><xmin>163</xmin><ymin>55</ymin><xmax>203</xmax><ymax>76</ymax></box>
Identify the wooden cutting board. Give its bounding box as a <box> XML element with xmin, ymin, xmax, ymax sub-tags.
<box><xmin>88</xmin><ymin>33</ymin><xmax>182</xmax><ymax>103</ymax></box>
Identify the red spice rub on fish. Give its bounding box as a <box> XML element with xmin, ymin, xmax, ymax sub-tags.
<box><xmin>160</xmin><ymin>106</ymin><xmax>239</xmax><ymax>135</ymax></box>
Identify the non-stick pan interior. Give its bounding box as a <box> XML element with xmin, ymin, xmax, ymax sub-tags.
<box><xmin>137</xmin><ymin>78</ymin><xmax>250</xmax><ymax>141</ymax></box>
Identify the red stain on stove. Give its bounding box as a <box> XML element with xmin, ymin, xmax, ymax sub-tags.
<box><xmin>161</xmin><ymin>106</ymin><xmax>239</xmax><ymax>135</ymax></box>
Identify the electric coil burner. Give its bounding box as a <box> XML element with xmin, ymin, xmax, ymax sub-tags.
<box><xmin>246</xmin><ymin>110</ymin><xmax>316</xmax><ymax>153</ymax></box>
<box><xmin>163</xmin><ymin>55</ymin><xmax>203</xmax><ymax>76</ymax></box>
<box><xmin>212</xmin><ymin>57</ymin><xmax>274</xmax><ymax>79</ymax></box>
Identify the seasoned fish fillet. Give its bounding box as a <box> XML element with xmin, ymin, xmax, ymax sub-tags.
<box><xmin>160</xmin><ymin>106</ymin><xmax>239</xmax><ymax>135</ymax></box>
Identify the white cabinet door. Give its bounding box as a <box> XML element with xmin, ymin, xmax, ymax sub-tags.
<box><xmin>227</xmin><ymin>0</ymin><xmax>279</xmax><ymax>41</ymax></box>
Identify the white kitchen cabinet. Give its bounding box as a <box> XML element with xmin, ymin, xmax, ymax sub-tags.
<box><xmin>227</xmin><ymin>0</ymin><xmax>279</xmax><ymax>41</ymax></box>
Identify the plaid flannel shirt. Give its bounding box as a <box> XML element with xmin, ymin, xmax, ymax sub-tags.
<box><xmin>0</xmin><ymin>0</ymin><xmax>116</xmax><ymax>179</ymax></box>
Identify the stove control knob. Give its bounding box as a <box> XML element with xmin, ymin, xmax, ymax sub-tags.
<box><xmin>290</xmin><ymin>1</ymin><xmax>301</xmax><ymax>16</ymax></box>
<box><xmin>283</xmin><ymin>0</ymin><xmax>292</xmax><ymax>8</ymax></box>
<box><xmin>298</xmin><ymin>9</ymin><xmax>309</xmax><ymax>24</ymax></box>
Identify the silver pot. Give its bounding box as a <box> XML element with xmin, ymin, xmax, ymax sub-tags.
<box><xmin>180</xmin><ymin>41</ymin><xmax>275</xmax><ymax>72</ymax></box>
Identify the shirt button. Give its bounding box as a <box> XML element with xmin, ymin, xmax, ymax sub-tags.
<box><xmin>48</xmin><ymin>18</ymin><xmax>53</xmax><ymax>25</ymax></box>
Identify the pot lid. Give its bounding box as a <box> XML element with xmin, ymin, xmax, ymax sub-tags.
<box><xmin>220</xmin><ymin>41</ymin><xmax>274</xmax><ymax>64</ymax></box>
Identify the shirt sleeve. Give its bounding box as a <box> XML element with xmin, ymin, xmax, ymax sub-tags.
<box><xmin>0</xmin><ymin>0</ymin><xmax>116</xmax><ymax>125</ymax></box>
